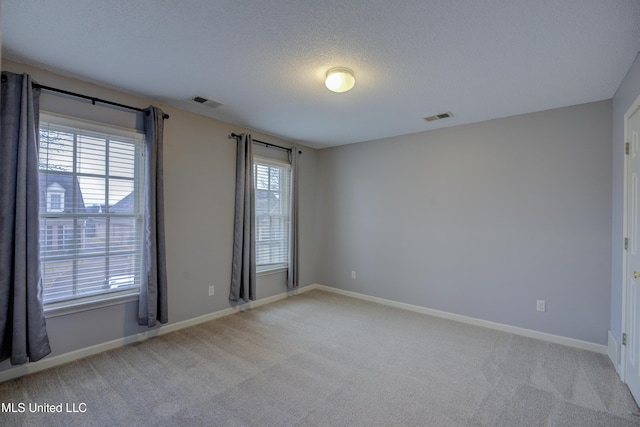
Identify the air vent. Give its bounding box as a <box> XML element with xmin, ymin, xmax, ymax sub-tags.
<box><xmin>192</xmin><ymin>96</ymin><xmax>223</xmax><ymax>109</ymax></box>
<box><xmin>424</xmin><ymin>111</ymin><xmax>453</xmax><ymax>122</ymax></box>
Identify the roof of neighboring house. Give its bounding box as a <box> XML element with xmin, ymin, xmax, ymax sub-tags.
<box><xmin>109</xmin><ymin>192</ymin><xmax>135</xmax><ymax>214</ymax></box>
<box><xmin>39</xmin><ymin>172</ymin><xmax>137</xmax><ymax>214</ymax></box>
<box><xmin>39</xmin><ymin>172</ymin><xmax>86</xmax><ymax>214</ymax></box>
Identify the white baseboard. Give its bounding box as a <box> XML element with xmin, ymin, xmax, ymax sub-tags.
<box><xmin>608</xmin><ymin>330</ymin><xmax>621</xmax><ymax>374</ymax></box>
<box><xmin>314</xmin><ymin>285</ymin><xmax>608</xmax><ymax>355</ymax></box>
<box><xmin>0</xmin><ymin>285</ymin><xmax>316</xmax><ymax>383</ymax></box>
<box><xmin>0</xmin><ymin>283</ymin><xmax>607</xmax><ymax>383</ymax></box>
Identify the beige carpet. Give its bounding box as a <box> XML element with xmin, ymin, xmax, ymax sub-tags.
<box><xmin>0</xmin><ymin>289</ymin><xmax>638</xmax><ymax>426</ymax></box>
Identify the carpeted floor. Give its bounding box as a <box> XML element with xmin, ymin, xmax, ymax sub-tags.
<box><xmin>0</xmin><ymin>289</ymin><xmax>638</xmax><ymax>426</ymax></box>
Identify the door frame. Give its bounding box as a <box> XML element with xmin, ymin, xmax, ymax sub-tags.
<box><xmin>622</xmin><ymin>93</ymin><xmax>640</xmax><ymax>384</ymax></box>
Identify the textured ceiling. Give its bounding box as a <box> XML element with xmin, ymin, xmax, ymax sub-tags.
<box><xmin>2</xmin><ymin>1</ymin><xmax>640</xmax><ymax>148</ymax></box>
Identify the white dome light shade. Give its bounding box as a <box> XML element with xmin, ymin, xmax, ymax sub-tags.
<box><xmin>325</xmin><ymin>68</ymin><xmax>355</xmax><ymax>93</ymax></box>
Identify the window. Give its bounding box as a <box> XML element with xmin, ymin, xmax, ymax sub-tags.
<box><xmin>50</xmin><ymin>194</ymin><xmax>62</xmax><ymax>210</ymax></box>
<box><xmin>46</xmin><ymin>183</ymin><xmax>65</xmax><ymax>212</ymax></box>
<box><xmin>253</xmin><ymin>156</ymin><xmax>291</xmax><ymax>272</ymax></box>
<box><xmin>38</xmin><ymin>115</ymin><xmax>145</xmax><ymax>306</ymax></box>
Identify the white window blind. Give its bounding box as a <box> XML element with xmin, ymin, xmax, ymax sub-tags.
<box><xmin>38</xmin><ymin>115</ymin><xmax>145</xmax><ymax>306</ymax></box>
<box><xmin>253</xmin><ymin>156</ymin><xmax>291</xmax><ymax>271</ymax></box>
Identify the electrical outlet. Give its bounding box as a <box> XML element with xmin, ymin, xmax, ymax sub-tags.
<box><xmin>536</xmin><ymin>300</ymin><xmax>546</xmax><ymax>312</ymax></box>
<box><xmin>208</xmin><ymin>285</ymin><xmax>215</xmax><ymax>296</ymax></box>
<box><xmin>351</xmin><ymin>271</ymin><xmax>356</xmax><ymax>279</ymax></box>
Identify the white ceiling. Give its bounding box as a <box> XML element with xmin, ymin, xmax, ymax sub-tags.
<box><xmin>2</xmin><ymin>1</ymin><xmax>640</xmax><ymax>149</ymax></box>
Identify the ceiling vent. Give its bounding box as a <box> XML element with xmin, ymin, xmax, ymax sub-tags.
<box><xmin>192</xmin><ymin>96</ymin><xmax>223</xmax><ymax>109</ymax></box>
<box><xmin>424</xmin><ymin>111</ymin><xmax>453</xmax><ymax>122</ymax></box>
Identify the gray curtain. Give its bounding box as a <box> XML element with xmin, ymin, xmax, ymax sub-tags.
<box><xmin>138</xmin><ymin>106</ymin><xmax>168</xmax><ymax>326</ymax></box>
<box><xmin>287</xmin><ymin>147</ymin><xmax>300</xmax><ymax>290</ymax></box>
<box><xmin>229</xmin><ymin>133</ymin><xmax>256</xmax><ymax>302</ymax></box>
<box><xmin>0</xmin><ymin>72</ymin><xmax>51</xmax><ymax>364</ymax></box>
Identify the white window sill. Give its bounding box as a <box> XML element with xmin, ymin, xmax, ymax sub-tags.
<box><xmin>43</xmin><ymin>266</ymin><xmax>289</xmax><ymax>318</ymax></box>
<box><xmin>44</xmin><ymin>291</ymin><xmax>139</xmax><ymax>318</ymax></box>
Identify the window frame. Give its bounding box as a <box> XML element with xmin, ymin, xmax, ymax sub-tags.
<box><xmin>38</xmin><ymin>112</ymin><xmax>146</xmax><ymax>315</ymax></box>
<box><xmin>253</xmin><ymin>155</ymin><xmax>292</xmax><ymax>274</ymax></box>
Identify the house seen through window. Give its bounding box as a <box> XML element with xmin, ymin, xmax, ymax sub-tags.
<box><xmin>38</xmin><ymin>115</ymin><xmax>145</xmax><ymax>306</ymax></box>
<box><xmin>254</xmin><ymin>156</ymin><xmax>291</xmax><ymax>272</ymax></box>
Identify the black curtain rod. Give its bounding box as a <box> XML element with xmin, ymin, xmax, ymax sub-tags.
<box><xmin>229</xmin><ymin>133</ymin><xmax>292</xmax><ymax>153</ymax></box>
<box><xmin>9</xmin><ymin>77</ymin><xmax>171</xmax><ymax>120</ymax></box>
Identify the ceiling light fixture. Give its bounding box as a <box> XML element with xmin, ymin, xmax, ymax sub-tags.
<box><xmin>325</xmin><ymin>68</ymin><xmax>355</xmax><ymax>93</ymax></box>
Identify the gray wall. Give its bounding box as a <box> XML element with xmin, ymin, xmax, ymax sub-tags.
<box><xmin>611</xmin><ymin>52</ymin><xmax>640</xmax><ymax>344</ymax></box>
<box><xmin>0</xmin><ymin>59</ymin><xmax>318</xmax><ymax>373</ymax></box>
<box><xmin>316</xmin><ymin>101</ymin><xmax>613</xmax><ymax>344</ymax></box>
